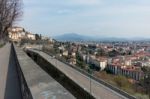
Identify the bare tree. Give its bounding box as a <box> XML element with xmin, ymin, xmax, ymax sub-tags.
<box><xmin>0</xmin><ymin>0</ymin><xmax>22</xmax><ymax>42</ymax></box>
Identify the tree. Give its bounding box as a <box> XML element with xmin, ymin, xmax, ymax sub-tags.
<box><xmin>141</xmin><ymin>66</ymin><xmax>150</xmax><ymax>99</ymax></box>
<box><xmin>114</xmin><ymin>75</ymin><xmax>130</xmax><ymax>88</ymax></box>
<box><xmin>35</xmin><ymin>34</ymin><xmax>41</xmax><ymax>40</ymax></box>
<box><xmin>141</xmin><ymin>66</ymin><xmax>150</xmax><ymax>73</ymax></box>
<box><xmin>96</xmin><ymin>48</ymin><xmax>107</xmax><ymax>56</ymax></box>
<box><xmin>0</xmin><ymin>0</ymin><xmax>22</xmax><ymax>41</ymax></box>
<box><xmin>144</xmin><ymin>74</ymin><xmax>150</xmax><ymax>99</ymax></box>
<box><xmin>108</xmin><ymin>50</ymin><xmax>119</xmax><ymax>57</ymax></box>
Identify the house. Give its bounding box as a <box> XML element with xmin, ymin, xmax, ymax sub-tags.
<box><xmin>71</xmin><ymin>52</ymin><xmax>76</xmax><ymax>57</ymax></box>
<box><xmin>125</xmin><ymin>59</ymin><xmax>132</xmax><ymax>66</ymax></box>
<box><xmin>8</xmin><ymin>27</ymin><xmax>24</xmax><ymax>41</ymax></box>
<box><xmin>58</xmin><ymin>46</ymin><xmax>65</xmax><ymax>51</ymax></box>
<box><xmin>8</xmin><ymin>27</ymin><xmax>37</xmax><ymax>41</ymax></box>
<box><xmin>89</xmin><ymin>56</ymin><xmax>107</xmax><ymax>70</ymax></box>
<box><xmin>68</xmin><ymin>58</ymin><xmax>76</xmax><ymax>65</ymax></box>
<box><xmin>92</xmin><ymin>60</ymin><xmax>107</xmax><ymax>70</ymax></box>
<box><xmin>8</xmin><ymin>31</ymin><xmax>26</xmax><ymax>42</ymax></box>
<box><xmin>41</xmin><ymin>36</ymin><xmax>49</xmax><ymax>40</ymax></box>
<box><xmin>26</xmin><ymin>32</ymin><xmax>36</xmax><ymax>40</ymax></box>
<box><xmin>95</xmin><ymin>58</ymin><xmax>107</xmax><ymax>71</ymax></box>
<box><xmin>62</xmin><ymin>51</ymin><xmax>68</xmax><ymax>56</ymax></box>
<box><xmin>8</xmin><ymin>27</ymin><xmax>24</xmax><ymax>33</ymax></box>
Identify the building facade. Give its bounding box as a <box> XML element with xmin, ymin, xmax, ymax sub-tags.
<box><xmin>107</xmin><ymin>64</ymin><xmax>144</xmax><ymax>81</ymax></box>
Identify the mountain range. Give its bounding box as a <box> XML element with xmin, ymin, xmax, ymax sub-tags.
<box><xmin>53</xmin><ymin>33</ymin><xmax>92</xmax><ymax>41</ymax></box>
<box><xmin>53</xmin><ymin>33</ymin><xmax>150</xmax><ymax>42</ymax></box>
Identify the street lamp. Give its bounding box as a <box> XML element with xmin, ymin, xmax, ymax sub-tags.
<box><xmin>55</xmin><ymin>58</ymin><xmax>57</xmax><ymax>67</ymax></box>
<box><xmin>87</xmin><ymin>67</ymin><xmax>93</xmax><ymax>97</ymax></box>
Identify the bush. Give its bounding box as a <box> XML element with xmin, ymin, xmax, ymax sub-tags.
<box><xmin>0</xmin><ymin>43</ymin><xmax>5</xmax><ymax>48</ymax></box>
<box><xmin>114</xmin><ymin>75</ymin><xmax>131</xmax><ymax>88</ymax></box>
<box><xmin>134</xmin><ymin>93</ymin><xmax>149</xmax><ymax>99</ymax></box>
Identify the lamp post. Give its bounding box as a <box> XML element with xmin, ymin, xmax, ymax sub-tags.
<box><xmin>55</xmin><ymin>58</ymin><xmax>57</xmax><ymax>67</ymax></box>
<box><xmin>87</xmin><ymin>66</ymin><xmax>93</xmax><ymax>97</ymax></box>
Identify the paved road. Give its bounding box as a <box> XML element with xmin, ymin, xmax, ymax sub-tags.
<box><xmin>31</xmin><ymin>50</ymin><xmax>128</xmax><ymax>99</ymax></box>
<box><xmin>0</xmin><ymin>44</ymin><xmax>22</xmax><ymax>99</ymax></box>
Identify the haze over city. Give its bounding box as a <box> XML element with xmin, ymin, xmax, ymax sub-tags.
<box><xmin>19</xmin><ymin>0</ymin><xmax>150</xmax><ymax>38</ymax></box>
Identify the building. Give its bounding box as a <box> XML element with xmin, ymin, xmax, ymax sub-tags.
<box><xmin>107</xmin><ymin>64</ymin><xmax>144</xmax><ymax>81</ymax></box>
<box><xmin>68</xmin><ymin>58</ymin><xmax>76</xmax><ymax>65</ymax></box>
<box><xmin>78</xmin><ymin>52</ymin><xmax>87</xmax><ymax>61</ymax></box>
<box><xmin>125</xmin><ymin>59</ymin><xmax>132</xmax><ymax>66</ymax></box>
<box><xmin>89</xmin><ymin>56</ymin><xmax>107</xmax><ymax>71</ymax></box>
<box><xmin>8</xmin><ymin>27</ymin><xmax>37</xmax><ymax>41</ymax></box>
<box><xmin>62</xmin><ymin>51</ymin><xmax>69</xmax><ymax>56</ymax></box>
<box><xmin>93</xmin><ymin>58</ymin><xmax>107</xmax><ymax>71</ymax></box>
<box><xmin>8</xmin><ymin>27</ymin><xmax>24</xmax><ymax>33</ymax></box>
<box><xmin>8</xmin><ymin>27</ymin><xmax>26</xmax><ymax>42</ymax></box>
<box><xmin>71</xmin><ymin>52</ymin><xmax>76</xmax><ymax>57</ymax></box>
<box><xmin>26</xmin><ymin>32</ymin><xmax>36</xmax><ymax>40</ymax></box>
<box><xmin>41</xmin><ymin>36</ymin><xmax>49</xmax><ymax>40</ymax></box>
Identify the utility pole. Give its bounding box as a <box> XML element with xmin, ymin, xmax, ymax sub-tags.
<box><xmin>55</xmin><ymin>58</ymin><xmax>57</xmax><ymax>67</ymax></box>
<box><xmin>88</xmin><ymin>67</ymin><xmax>93</xmax><ymax>98</ymax></box>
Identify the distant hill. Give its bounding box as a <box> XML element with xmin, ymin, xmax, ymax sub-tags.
<box><xmin>53</xmin><ymin>33</ymin><xmax>150</xmax><ymax>42</ymax></box>
<box><xmin>53</xmin><ymin>33</ymin><xmax>92</xmax><ymax>41</ymax></box>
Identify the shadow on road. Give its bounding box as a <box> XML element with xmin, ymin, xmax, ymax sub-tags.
<box><xmin>4</xmin><ymin>45</ymin><xmax>22</xmax><ymax>99</ymax></box>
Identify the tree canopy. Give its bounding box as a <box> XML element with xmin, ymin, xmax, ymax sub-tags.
<box><xmin>0</xmin><ymin>0</ymin><xmax>22</xmax><ymax>41</ymax></box>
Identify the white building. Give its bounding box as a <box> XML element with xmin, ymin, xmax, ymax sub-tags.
<box><xmin>9</xmin><ymin>31</ymin><xmax>26</xmax><ymax>42</ymax></box>
<box><xmin>125</xmin><ymin>60</ymin><xmax>132</xmax><ymax>66</ymax></box>
<box><xmin>93</xmin><ymin>59</ymin><xmax>107</xmax><ymax>70</ymax></box>
<box><xmin>9</xmin><ymin>27</ymin><xmax>24</xmax><ymax>32</ymax></box>
<box><xmin>62</xmin><ymin>51</ymin><xmax>68</xmax><ymax>56</ymax></box>
<box><xmin>99</xmin><ymin>61</ymin><xmax>107</xmax><ymax>70</ymax></box>
<box><xmin>26</xmin><ymin>33</ymin><xmax>36</xmax><ymax>40</ymax></box>
<box><xmin>89</xmin><ymin>56</ymin><xmax>107</xmax><ymax>71</ymax></box>
<box><xmin>41</xmin><ymin>36</ymin><xmax>49</xmax><ymax>40</ymax></box>
<box><xmin>71</xmin><ymin>52</ymin><xmax>76</xmax><ymax>57</ymax></box>
<box><xmin>8</xmin><ymin>27</ymin><xmax>37</xmax><ymax>41</ymax></box>
<box><xmin>8</xmin><ymin>27</ymin><xmax>26</xmax><ymax>42</ymax></box>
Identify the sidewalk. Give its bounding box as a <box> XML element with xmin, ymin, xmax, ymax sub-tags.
<box><xmin>0</xmin><ymin>44</ymin><xmax>22</xmax><ymax>99</ymax></box>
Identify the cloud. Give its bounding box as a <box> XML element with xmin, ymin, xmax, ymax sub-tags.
<box><xmin>57</xmin><ymin>9</ymin><xmax>73</xmax><ymax>15</ymax></box>
<box><xmin>69</xmin><ymin>0</ymin><xmax>101</xmax><ymax>5</ymax></box>
<box><xmin>19</xmin><ymin>0</ymin><xmax>150</xmax><ymax>38</ymax></box>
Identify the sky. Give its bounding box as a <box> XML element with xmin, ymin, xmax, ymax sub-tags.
<box><xmin>19</xmin><ymin>0</ymin><xmax>150</xmax><ymax>38</ymax></box>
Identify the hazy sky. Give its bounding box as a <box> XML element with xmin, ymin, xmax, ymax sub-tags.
<box><xmin>19</xmin><ymin>0</ymin><xmax>150</xmax><ymax>38</ymax></box>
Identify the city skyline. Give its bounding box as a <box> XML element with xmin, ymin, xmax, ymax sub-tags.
<box><xmin>19</xmin><ymin>0</ymin><xmax>150</xmax><ymax>38</ymax></box>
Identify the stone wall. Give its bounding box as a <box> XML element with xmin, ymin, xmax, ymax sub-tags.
<box><xmin>27</xmin><ymin>51</ymin><xmax>95</xmax><ymax>99</ymax></box>
<box><xmin>12</xmin><ymin>44</ymin><xmax>33</xmax><ymax>99</ymax></box>
<box><xmin>27</xmin><ymin>49</ymin><xmax>136</xmax><ymax>99</ymax></box>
